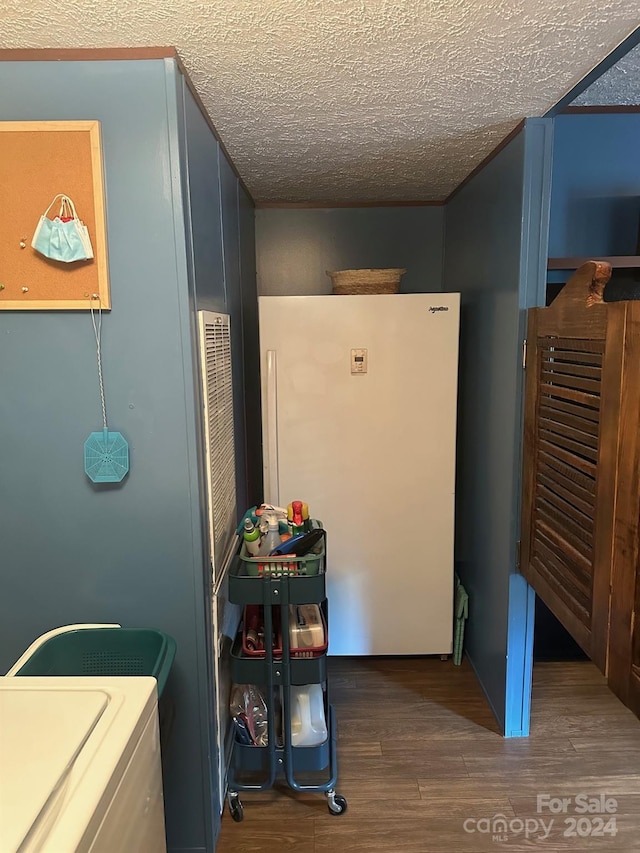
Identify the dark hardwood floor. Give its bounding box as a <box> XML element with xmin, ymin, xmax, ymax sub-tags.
<box><xmin>216</xmin><ymin>658</ymin><xmax>640</xmax><ymax>852</ymax></box>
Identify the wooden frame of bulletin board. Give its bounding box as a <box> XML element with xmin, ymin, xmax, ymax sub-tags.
<box><xmin>0</xmin><ymin>121</ymin><xmax>110</xmax><ymax>310</ymax></box>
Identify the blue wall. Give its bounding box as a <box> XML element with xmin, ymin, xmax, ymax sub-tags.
<box><xmin>443</xmin><ymin>119</ymin><xmax>552</xmax><ymax>735</ymax></box>
<box><xmin>256</xmin><ymin>206</ymin><xmax>445</xmax><ymax>294</ymax></box>
<box><xmin>180</xmin><ymin>79</ymin><xmax>226</xmax><ymax>314</ymax></box>
<box><xmin>239</xmin><ymin>187</ymin><xmax>262</xmax><ymax>506</ymax></box>
<box><xmin>178</xmin><ymin>79</ymin><xmax>259</xmax><ymax>514</ymax></box>
<box><xmin>0</xmin><ymin>58</ymin><xmax>255</xmax><ymax>852</ymax></box>
<box><xmin>549</xmin><ymin>113</ymin><xmax>640</xmax><ymax>258</ymax></box>
<box><xmin>220</xmin><ymin>156</ymin><xmax>249</xmax><ymax>515</ymax></box>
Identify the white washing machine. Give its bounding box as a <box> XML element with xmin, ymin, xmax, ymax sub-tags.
<box><xmin>0</xmin><ymin>676</ymin><xmax>167</xmax><ymax>852</ymax></box>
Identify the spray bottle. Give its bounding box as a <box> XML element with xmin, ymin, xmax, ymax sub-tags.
<box><xmin>243</xmin><ymin>518</ymin><xmax>261</xmax><ymax>557</ymax></box>
<box><xmin>258</xmin><ymin>515</ymin><xmax>282</xmax><ymax>556</ymax></box>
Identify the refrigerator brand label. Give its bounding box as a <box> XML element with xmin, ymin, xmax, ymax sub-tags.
<box><xmin>429</xmin><ymin>306</ymin><xmax>449</xmax><ymax>313</ymax></box>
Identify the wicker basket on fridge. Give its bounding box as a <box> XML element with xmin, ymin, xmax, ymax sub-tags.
<box><xmin>326</xmin><ymin>268</ymin><xmax>406</xmax><ymax>295</ymax></box>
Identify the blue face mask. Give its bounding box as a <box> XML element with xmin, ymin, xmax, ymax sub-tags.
<box><xmin>31</xmin><ymin>194</ymin><xmax>94</xmax><ymax>263</ymax></box>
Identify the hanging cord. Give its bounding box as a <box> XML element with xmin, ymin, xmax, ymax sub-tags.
<box><xmin>90</xmin><ymin>296</ymin><xmax>108</xmax><ymax>431</ymax></box>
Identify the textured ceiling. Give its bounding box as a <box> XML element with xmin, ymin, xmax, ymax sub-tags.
<box><xmin>572</xmin><ymin>42</ymin><xmax>640</xmax><ymax>105</ymax></box>
<box><xmin>1</xmin><ymin>1</ymin><xmax>638</xmax><ymax>201</ymax></box>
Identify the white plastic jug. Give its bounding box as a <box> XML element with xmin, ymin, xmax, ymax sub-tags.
<box><xmin>290</xmin><ymin>684</ymin><xmax>327</xmax><ymax>747</ymax></box>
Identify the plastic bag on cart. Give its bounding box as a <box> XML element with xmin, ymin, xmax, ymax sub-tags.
<box><xmin>230</xmin><ymin>684</ymin><xmax>269</xmax><ymax>746</ymax></box>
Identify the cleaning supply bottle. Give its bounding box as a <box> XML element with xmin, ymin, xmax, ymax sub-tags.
<box><xmin>243</xmin><ymin>518</ymin><xmax>261</xmax><ymax>557</ymax></box>
<box><xmin>258</xmin><ymin>515</ymin><xmax>282</xmax><ymax>556</ymax></box>
<box><xmin>255</xmin><ymin>504</ymin><xmax>288</xmax><ymax>521</ymax></box>
<box><xmin>288</xmin><ymin>500</ymin><xmax>309</xmax><ymax>536</ymax></box>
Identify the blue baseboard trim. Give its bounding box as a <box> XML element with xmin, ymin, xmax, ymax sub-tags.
<box><xmin>465</xmin><ymin>578</ymin><xmax>536</xmax><ymax>739</ymax></box>
<box><xmin>504</xmin><ymin>574</ymin><xmax>536</xmax><ymax>738</ymax></box>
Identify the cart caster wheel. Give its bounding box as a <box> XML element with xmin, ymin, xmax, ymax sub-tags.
<box><xmin>228</xmin><ymin>793</ymin><xmax>244</xmax><ymax>823</ymax></box>
<box><xmin>327</xmin><ymin>792</ymin><xmax>347</xmax><ymax>816</ymax></box>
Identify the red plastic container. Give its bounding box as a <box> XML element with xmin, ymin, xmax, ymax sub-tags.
<box><xmin>241</xmin><ymin>605</ymin><xmax>327</xmax><ymax>659</ymax></box>
<box><xmin>242</xmin><ymin>605</ymin><xmax>283</xmax><ymax>657</ymax></box>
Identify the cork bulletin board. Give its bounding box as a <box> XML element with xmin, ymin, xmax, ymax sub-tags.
<box><xmin>0</xmin><ymin>121</ymin><xmax>110</xmax><ymax>310</ymax></box>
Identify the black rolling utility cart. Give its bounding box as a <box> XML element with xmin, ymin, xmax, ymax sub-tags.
<box><xmin>226</xmin><ymin>522</ymin><xmax>347</xmax><ymax>821</ymax></box>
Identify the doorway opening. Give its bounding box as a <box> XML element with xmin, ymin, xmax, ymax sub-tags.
<box><xmin>533</xmin><ymin>598</ymin><xmax>587</xmax><ymax>663</ymax></box>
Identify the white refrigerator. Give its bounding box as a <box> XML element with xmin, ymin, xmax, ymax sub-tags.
<box><xmin>259</xmin><ymin>293</ymin><xmax>460</xmax><ymax>656</ymax></box>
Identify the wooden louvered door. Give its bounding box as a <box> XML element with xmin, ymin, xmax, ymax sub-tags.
<box><xmin>606</xmin><ymin>295</ymin><xmax>640</xmax><ymax>717</ymax></box>
<box><xmin>521</xmin><ymin>262</ymin><xmax>632</xmax><ymax>678</ymax></box>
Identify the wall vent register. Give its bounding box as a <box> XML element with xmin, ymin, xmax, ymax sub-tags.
<box><xmin>198</xmin><ymin>312</ymin><xmax>237</xmax><ymax>577</ymax></box>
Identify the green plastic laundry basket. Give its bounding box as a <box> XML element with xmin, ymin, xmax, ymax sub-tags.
<box><xmin>453</xmin><ymin>575</ymin><xmax>469</xmax><ymax>666</ymax></box>
<box><xmin>13</xmin><ymin>627</ymin><xmax>176</xmax><ymax>697</ymax></box>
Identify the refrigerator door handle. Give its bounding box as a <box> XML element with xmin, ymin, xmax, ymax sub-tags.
<box><xmin>265</xmin><ymin>349</ymin><xmax>280</xmax><ymax>505</ymax></box>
